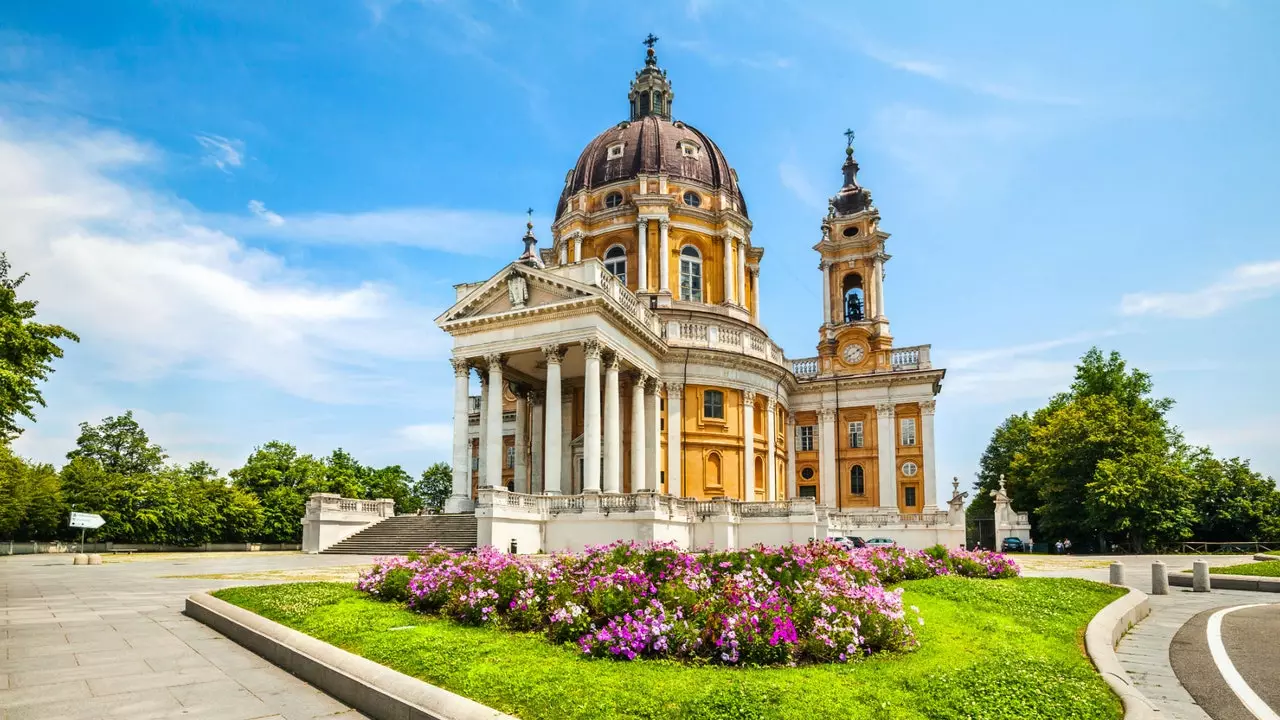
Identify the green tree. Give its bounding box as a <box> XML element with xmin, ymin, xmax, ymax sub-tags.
<box><xmin>230</xmin><ymin>441</ymin><xmax>328</xmax><ymax>543</ymax></box>
<box><xmin>1186</xmin><ymin>450</ymin><xmax>1280</xmax><ymax>542</ymax></box>
<box><xmin>324</xmin><ymin>448</ymin><xmax>368</xmax><ymax>499</ymax></box>
<box><xmin>366</xmin><ymin>464</ymin><xmax>421</xmax><ymax>514</ymax></box>
<box><xmin>0</xmin><ymin>253</ymin><xmax>80</xmax><ymax>440</ymax></box>
<box><xmin>967</xmin><ymin>412</ymin><xmax>1037</xmax><ymax>521</ymax></box>
<box><xmin>66</xmin><ymin>411</ymin><xmax>167</xmax><ymax>476</ymax></box>
<box><xmin>0</xmin><ymin>445</ymin><xmax>65</xmax><ymax>539</ymax></box>
<box><xmin>414</xmin><ymin>462</ymin><xmax>453</xmax><ymax>513</ymax></box>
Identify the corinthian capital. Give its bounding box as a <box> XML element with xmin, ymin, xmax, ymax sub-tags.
<box><xmin>582</xmin><ymin>339</ymin><xmax>602</xmax><ymax>360</ymax></box>
<box><xmin>450</xmin><ymin>357</ymin><xmax>470</xmax><ymax>377</ymax></box>
<box><xmin>876</xmin><ymin>401</ymin><xmax>895</xmax><ymax>418</ymax></box>
<box><xmin>919</xmin><ymin>399</ymin><xmax>936</xmax><ymax>415</ymax></box>
<box><xmin>541</xmin><ymin>344</ymin><xmax>566</xmax><ymax>364</ymax></box>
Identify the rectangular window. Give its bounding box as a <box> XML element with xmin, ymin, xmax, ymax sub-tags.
<box><xmin>506</xmin><ymin>446</ymin><xmax>515</xmax><ymax>468</ymax></box>
<box><xmin>798</xmin><ymin>425</ymin><xmax>814</xmax><ymax>451</ymax></box>
<box><xmin>847</xmin><ymin>421</ymin><xmax>864</xmax><ymax>448</ymax></box>
<box><xmin>471</xmin><ymin>457</ymin><xmax>479</xmax><ymax>471</ymax></box>
<box><xmin>798</xmin><ymin>485</ymin><xmax>817</xmax><ymax>499</ymax></box>
<box><xmin>900</xmin><ymin>418</ymin><xmax>917</xmax><ymax>447</ymax></box>
<box><xmin>904</xmin><ymin>486</ymin><xmax>918</xmax><ymax>507</ymax></box>
<box><xmin>703</xmin><ymin>389</ymin><xmax>724</xmax><ymax>419</ymax></box>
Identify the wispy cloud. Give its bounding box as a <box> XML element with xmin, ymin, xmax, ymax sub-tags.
<box><xmin>777</xmin><ymin>157</ymin><xmax>825</xmax><ymax>210</ymax></box>
<box><xmin>941</xmin><ymin>330</ymin><xmax>1124</xmax><ymax>404</ymax></box>
<box><xmin>194</xmin><ymin>133</ymin><xmax>244</xmax><ymax>173</ymax></box>
<box><xmin>1120</xmin><ymin>260</ymin><xmax>1280</xmax><ymax>319</ymax></box>
<box><xmin>247</xmin><ymin>199</ymin><xmax>284</xmax><ymax>227</ymax></box>
<box><xmin>859</xmin><ymin>42</ymin><xmax>1081</xmax><ymax>107</ymax></box>
<box><xmin>2</xmin><ymin>118</ymin><xmax>448</xmax><ymax>405</ymax></box>
<box><xmin>670</xmin><ymin>39</ymin><xmax>794</xmax><ymax>71</ymax></box>
<box><xmin>871</xmin><ymin>104</ymin><xmax>1029</xmax><ymax>199</ymax></box>
<box><xmin>393</xmin><ymin>423</ymin><xmax>453</xmax><ymax>455</ymax></box>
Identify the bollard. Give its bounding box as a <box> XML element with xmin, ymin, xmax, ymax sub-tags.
<box><xmin>1109</xmin><ymin>562</ymin><xmax>1126</xmax><ymax>586</ymax></box>
<box><xmin>1192</xmin><ymin>560</ymin><xmax>1211</xmax><ymax>592</ymax></box>
<box><xmin>87</xmin><ymin>554</ymin><xmax>102</xmax><ymax>565</ymax></box>
<box><xmin>1151</xmin><ymin>561</ymin><xmax>1169</xmax><ymax>595</ymax></box>
<box><xmin>72</xmin><ymin>553</ymin><xmax>88</xmax><ymax>565</ymax></box>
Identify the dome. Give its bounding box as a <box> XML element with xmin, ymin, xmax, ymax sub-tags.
<box><xmin>555</xmin><ymin>117</ymin><xmax>747</xmax><ymax>220</ymax></box>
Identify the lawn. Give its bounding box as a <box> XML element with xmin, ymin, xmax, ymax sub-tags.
<box><xmin>215</xmin><ymin>576</ymin><xmax>1125</xmax><ymax>720</ymax></box>
<box><xmin>1198</xmin><ymin>559</ymin><xmax>1280</xmax><ymax>577</ymax></box>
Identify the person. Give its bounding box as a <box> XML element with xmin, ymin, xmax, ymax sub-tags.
<box><xmin>1055</xmin><ymin>540</ymin><xmax>1064</xmax><ymax>554</ymax></box>
<box><xmin>1063</xmin><ymin>538</ymin><xmax>1072</xmax><ymax>554</ymax></box>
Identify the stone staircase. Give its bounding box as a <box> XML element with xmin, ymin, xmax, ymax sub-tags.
<box><xmin>320</xmin><ymin>514</ymin><xmax>478</xmax><ymax>555</ymax></box>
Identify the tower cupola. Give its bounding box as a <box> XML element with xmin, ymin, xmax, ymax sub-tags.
<box><xmin>629</xmin><ymin>34</ymin><xmax>673</xmax><ymax>120</ymax></box>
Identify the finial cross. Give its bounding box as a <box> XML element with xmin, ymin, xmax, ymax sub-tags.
<box><xmin>843</xmin><ymin>128</ymin><xmax>855</xmax><ymax>148</ymax></box>
<box><xmin>643</xmin><ymin>33</ymin><xmax>659</xmax><ymax>50</ymax></box>
<box><xmin>526</xmin><ymin>207</ymin><xmax>534</xmax><ymax>220</ymax></box>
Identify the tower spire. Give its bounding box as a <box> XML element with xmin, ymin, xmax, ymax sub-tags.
<box><xmin>517</xmin><ymin>207</ymin><xmax>544</xmax><ymax>268</ymax></box>
<box><xmin>629</xmin><ymin>33</ymin><xmax>673</xmax><ymax>120</ymax></box>
<box><xmin>829</xmin><ymin>129</ymin><xmax>873</xmax><ymax>216</ymax></box>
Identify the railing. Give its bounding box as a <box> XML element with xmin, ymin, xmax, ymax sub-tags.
<box><xmin>826</xmin><ymin>511</ymin><xmax>951</xmax><ymax>529</ymax></box>
<box><xmin>792</xmin><ymin>357</ymin><xmax>819</xmax><ymax>377</ymax></box>
<box><xmin>1175</xmin><ymin>541</ymin><xmax>1280</xmax><ymax>554</ymax></box>
<box><xmin>666</xmin><ymin>321</ymin><xmax>789</xmax><ymax>370</ymax></box>
<box><xmin>890</xmin><ymin>345</ymin><xmax>931</xmax><ymax>371</ymax></box>
<box><xmin>468</xmin><ymin>396</ymin><xmax>482</xmax><ymax>413</ymax></box>
<box><xmin>596</xmin><ymin>265</ymin><xmax>661</xmax><ymax>336</ymax></box>
<box><xmin>308</xmin><ymin>494</ymin><xmax>396</xmax><ymax>517</ymax></box>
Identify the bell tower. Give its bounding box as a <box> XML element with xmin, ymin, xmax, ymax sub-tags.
<box><xmin>815</xmin><ymin>131</ymin><xmax>894</xmax><ymax>374</ymax></box>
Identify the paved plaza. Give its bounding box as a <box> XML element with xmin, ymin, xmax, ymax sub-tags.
<box><xmin>0</xmin><ymin>552</ymin><xmax>377</xmax><ymax>720</ymax></box>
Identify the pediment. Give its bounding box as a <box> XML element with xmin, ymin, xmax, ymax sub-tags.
<box><xmin>436</xmin><ymin>264</ymin><xmax>598</xmax><ymax>325</ymax></box>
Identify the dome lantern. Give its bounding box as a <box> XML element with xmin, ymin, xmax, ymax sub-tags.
<box><xmin>629</xmin><ymin>34</ymin><xmax>673</xmax><ymax>120</ymax></box>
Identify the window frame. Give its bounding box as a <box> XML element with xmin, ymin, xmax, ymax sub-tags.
<box><xmin>604</xmin><ymin>191</ymin><xmax>624</xmax><ymax>209</ymax></box>
<box><xmin>904</xmin><ymin>486</ymin><xmax>918</xmax><ymax>508</ymax></box>
<box><xmin>679</xmin><ymin>245</ymin><xmax>703</xmax><ymax>302</ymax></box>
<box><xmin>847</xmin><ymin>420</ymin><xmax>864</xmax><ymax>448</ymax></box>
<box><xmin>682</xmin><ymin>190</ymin><xmax>702</xmax><ymax>208</ymax></box>
<box><xmin>702</xmin><ymin>389</ymin><xmax>725</xmax><ymax>420</ymax></box>
<box><xmin>800</xmin><ymin>467</ymin><xmax>815</xmax><ymax>481</ymax></box>
<box><xmin>798</xmin><ymin>425</ymin><xmax>814</xmax><ymax>452</ymax></box>
<box><xmin>901</xmin><ymin>461</ymin><xmax>919</xmax><ymax>477</ymax></box>
<box><xmin>850</xmin><ymin>465</ymin><xmax>865</xmax><ymax>495</ymax></box>
<box><xmin>900</xmin><ymin>418</ymin><xmax>917</xmax><ymax>447</ymax></box>
<box><xmin>603</xmin><ymin>244</ymin><xmax>627</xmax><ymax>285</ymax></box>
<box><xmin>607</xmin><ymin>143</ymin><xmax>625</xmax><ymax>160</ymax></box>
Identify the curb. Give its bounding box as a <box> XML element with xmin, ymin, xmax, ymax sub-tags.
<box><xmin>1169</xmin><ymin>572</ymin><xmax>1280</xmax><ymax>592</ymax></box>
<box><xmin>184</xmin><ymin>592</ymin><xmax>516</xmax><ymax>720</ymax></box>
<box><xmin>1252</xmin><ymin>554</ymin><xmax>1279</xmax><ymax>563</ymax></box>
<box><xmin>1084</xmin><ymin>587</ymin><xmax>1155</xmax><ymax>720</ymax></box>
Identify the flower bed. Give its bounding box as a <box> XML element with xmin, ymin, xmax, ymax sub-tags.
<box><xmin>356</xmin><ymin>541</ymin><xmax>1019</xmax><ymax>666</ymax></box>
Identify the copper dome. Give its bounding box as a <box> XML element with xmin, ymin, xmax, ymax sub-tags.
<box><xmin>554</xmin><ymin>115</ymin><xmax>747</xmax><ymax>220</ymax></box>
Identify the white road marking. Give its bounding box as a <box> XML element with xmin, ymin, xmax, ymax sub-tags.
<box><xmin>1206</xmin><ymin>603</ymin><xmax>1280</xmax><ymax>720</ymax></box>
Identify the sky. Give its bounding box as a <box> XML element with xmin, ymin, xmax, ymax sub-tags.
<box><xmin>3</xmin><ymin>0</ymin><xmax>1278</xmax><ymax>496</ymax></box>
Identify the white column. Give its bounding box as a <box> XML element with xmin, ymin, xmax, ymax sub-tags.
<box><xmin>785</xmin><ymin>414</ymin><xmax>797</xmax><ymax>500</ymax></box>
<box><xmin>736</xmin><ymin>239</ymin><xmax>746</xmax><ymax>309</ymax></box>
<box><xmin>582</xmin><ymin>340</ymin><xmax>602</xmax><ymax>493</ymax></box>
<box><xmin>874</xmin><ymin>254</ymin><xmax>885</xmax><ymax>318</ymax></box>
<box><xmin>742</xmin><ymin>390</ymin><xmax>756</xmax><ymax>498</ymax></box>
<box><xmin>531</xmin><ymin>392</ymin><xmax>544</xmax><ymax>494</ymax></box>
<box><xmin>722</xmin><ymin>235</ymin><xmax>733</xmax><ymax>304</ymax></box>
<box><xmin>542</xmin><ymin>346</ymin><xmax>563</xmax><ymax>494</ymax></box>
<box><xmin>876</xmin><ymin>402</ymin><xmax>897</xmax><ymax>509</ymax></box>
<box><xmin>629</xmin><ymin>374</ymin><xmax>646</xmax><ymax>491</ymax></box>
<box><xmin>749</xmin><ymin>267</ymin><xmax>760</xmax><ymax>324</ymax></box>
<box><xmin>447</xmin><ymin>359</ymin><xmax>473</xmax><ymax>512</ymax></box>
<box><xmin>921</xmin><ymin>399</ymin><xmax>937</xmax><ymax>511</ymax></box>
<box><xmin>513</xmin><ymin>390</ymin><xmax>528</xmax><ymax>493</ymax></box>
<box><xmin>573</xmin><ymin>234</ymin><xmax>583</xmax><ymax>263</ymax></box>
<box><xmin>560</xmin><ymin>388</ymin><xmax>573</xmax><ymax>493</ymax></box>
<box><xmin>558</xmin><ymin>242</ymin><xmax>567</xmax><ymax>266</ymax></box>
<box><xmin>666</xmin><ymin>383</ymin><xmax>682</xmax><ymax>496</ymax></box>
<box><xmin>637</xmin><ymin>219</ymin><xmax>649</xmax><ymax>292</ymax></box>
<box><xmin>818</xmin><ymin>408</ymin><xmax>837</xmax><ymax>507</ymax></box>
<box><xmin>477</xmin><ymin>372</ymin><xmax>489</xmax><ymax>484</ymax></box>
<box><xmin>484</xmin><ymin>355</ymin><xmax>504</xmax><ymax>488</ymax></box>
<box><xmin>603</xmin><ymin>353</ymin><xmax>621</xmax><ymax>492</ymax></box>
<box><xmin>658</xmin><ymin>219</ymin><xmax>671</xmax><ymax>294</ymax></box>
<box><xmin>645</xmin><ymin>378</ymin><xmax>661</xmax><ymax>492</ymax></box>
<box><xmin>765</xmin><ymin>397</ymin><xmax>777</xmax><ymax>501</ymax></box>
<box><xmin>819</xmin><ymin>261</ymin><xmax>831</xmax><ymax>326</ymax></box>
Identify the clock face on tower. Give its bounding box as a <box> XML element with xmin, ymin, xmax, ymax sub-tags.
<box><xmin>842</xmin><ymin>343</ymin><xmax>866</xmax><ymax>365</ymax></box>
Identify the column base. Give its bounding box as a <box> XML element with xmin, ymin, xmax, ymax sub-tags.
<box><xmin>444</xmin><ymin>495</ymin><xmax>474</xmax><ymax>513</ymax></box>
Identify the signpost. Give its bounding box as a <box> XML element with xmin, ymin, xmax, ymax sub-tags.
<box><xmin>69</xmin><ymin>512</ymin><xmax>105</xmax><ymax>549</ymax></box>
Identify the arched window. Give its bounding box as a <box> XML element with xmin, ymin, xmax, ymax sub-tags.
<box><xmin>754</xmin><ymin>456</ymin><xmax>765</xmax><ymax>487</ymax></box>
<box><xmin>603</xmin><ymin>245</ymin><xmax>627</xmax><ymax>284</ymax></box>
<box><xmin>683</xmin><ymin>190</ymin><xmax>702</xmax><ymax>208</ymax></box>
<box><xmin>605</xmin><ymin>192</ymin><xmax>623</xmax><ymax>208</ymax></box>
<box><xmin>842</xmin><ymin>272</ymin><xmax>865</xmax><ymax>322</ymax></box>
<box><xmin>850</xmin><ymin>465</ymin><xmax>865</xmax><ymax>495</ymax></box>
<box><xmin>639</xmin><ymin>93</ymin><xmax>651</xmax><ymax>115</ymax></box>
<box><xmin>680</xmin><ymin>245</ymin><xmax>703</xmax><ymax>301</ymax></box>
<box><xmin>707</xmin><ymin>452</ymin><xmax>722</xmax><ymax>487</ymax></box>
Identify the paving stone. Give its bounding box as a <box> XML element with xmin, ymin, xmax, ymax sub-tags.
<box><xmin>0</xmin><ymin>679</ymin><xmax>92</xmax><ymax>708</ymax></box>
<box><xmin>6</xmin><ymin>688</ymin><xmax>182</xmax><ymax>720</ymax></box>
<box><xmin>0</xmin><ymin>652</ymin><xmax>79</xmax><ymax>672</ymax></box>
<box><xmin>10</xmin><ymin>658</ymin><xmax>153</xmax><ymax>688</ymax></box>
<box><xmin>86</xmin><ymin>666</ymin><xmax>227</xmax><ymax>695</ymax></box>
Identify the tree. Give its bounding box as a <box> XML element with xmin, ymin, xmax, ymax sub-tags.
<box><xmin>967</xmin><ymin>412</ymin><xmax>1037</xmax><ymax>521</ymax></box>
<box><xmin>0</xmin><ymin>253</ymin><xmax>80</xmax><ymax>440</ymax></box>
<box><xmin>66</xmin><ymin>411</ymin><xmax>167</xmax><ymax>476</ymax></box>
<box><xmin>1187</xmin><ymin>450</ymin><xmax>1280</xmax><ymax>542</ymax></box>
<box><xmin>366</xmin><ymin>464</ymin><xmax>421</xmax><ymax>515</ymax></box>
<box><xmin>415</xmin><ymin>462</ymin><xmax>453</xmax><ymax>514</ymax></box>
<box><xmin>230</xmin><ymin>441</ymin><xmax>328</xmax><ymax>543</ymax></box>
<box><xmin>0</xmin><ymin>444</ymin><xmax>65</xmax><ymax>539</ymax></box>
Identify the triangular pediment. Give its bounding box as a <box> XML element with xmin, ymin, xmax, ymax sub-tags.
<box><xmin>435</xmin><ymin>263</ymin><xmax>599</xmax><ymax>326</ymax></box>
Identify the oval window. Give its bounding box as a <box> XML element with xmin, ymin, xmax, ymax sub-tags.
<box><xmin>605</xmin><ymin>192</ymin><xmax>623</xmax><ymax>209</ymax></box>
<box><xmin>801</xmin><ymin>467</ymin><xmax>814</xmax><ymax>480</ymax></box>
<box><xmin>682</xmin><ymin>191</ymin><xmax>702</xmax><ymax>208</ymax></box>
<box><xmin>842</xmin><ymin>226</ymin><xmax>860</xmax><ymax>237</ymax></box>
<box><xmin>902</xmin><ymin>461</ymin><xmax>919</xmax><ymax>477</ymax></box>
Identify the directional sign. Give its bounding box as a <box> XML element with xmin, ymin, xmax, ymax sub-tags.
<box><xmin>69</xmin><ymin>512</ymin><xmax>105</xmax><ymax>530</ymax></box>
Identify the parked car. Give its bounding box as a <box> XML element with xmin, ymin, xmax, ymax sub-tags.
<box><xmin>866</xmin><ymin>537</ymin><xmax>896</xmax><ymax>548</ymax></box>
<box><xmin>833</xmin><ymin>536</ymin><xmax>866</xmax><ymax>550</ymax></box>
<box><xmin>1001</xmin><ymin>537</ymin><xmax>1026</xmax><ymax>553</ymax></box>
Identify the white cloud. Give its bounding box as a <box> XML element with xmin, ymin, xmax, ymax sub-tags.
<box><xmin>940</xmin><ymin>330</ymin><xmax>1123</xmax><ymax>404</ymax></box>
<box><xmin>247</xmin><ymin>199</ymin><xmax>285</xmax><ymax>227</ymax></box>
<box><xmin>1120</xmin><ymin>260</ymin><xmax>1280</xmax><ymax>319</ymax></box>
<box><xmin>859</xmin><ymin>43</ymin><xmax>1081</xmax><ymax>107</ymax></box>
<box><xmin>0</xmin><ymin>118</ymin><xmax>448</xmax><ymax>404</ymax></box>
<box><xmin>394</xmin><ymin>423</ymin><xmax>454</xmax><ymax>456</ymax></box>
<box><xmin>777</xmin><ymin>158</ymin><xmax>825</xmax><ymax>210</ymax></box>
<box><xmin>871</xmin><ymin>104</ymin><xmax>1030</xmax><ymax>198</ymax></box>
<box><xmin>194</xmin><ymin>133</ymin><xmax>244</xmax><ymax>172</ymax></box>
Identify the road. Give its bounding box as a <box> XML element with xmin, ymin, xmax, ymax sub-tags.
<box><xmin>1171</xmin><ymin>602</ymin><xmax>1280</xmax><ymax>720</ymax></box>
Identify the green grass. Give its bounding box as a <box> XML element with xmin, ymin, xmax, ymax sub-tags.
<box><xmin>1199</xmin><ymin>560</ymin><xmax>1280</xmax><ymax>577</ymax></box>
<box><xmin>214</xmin><ymin>577</ymin><xmax>1125</xmax><ymax>720</ymax></box>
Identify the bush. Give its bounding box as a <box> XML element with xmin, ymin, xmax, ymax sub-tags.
<box><xmin>356</xmin><ymin>540</ymin><xmax>1021</xmax><ymax>667</ymax></box>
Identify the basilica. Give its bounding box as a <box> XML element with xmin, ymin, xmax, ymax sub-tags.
<box><xmin>431</xmin><ymin>41</ymin><xmax>958</xmax><ymax>553</ymax></box>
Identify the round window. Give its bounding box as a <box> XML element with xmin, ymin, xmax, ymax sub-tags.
<box><xmin>902</xmin><ymin>462</ymin><xmax>919</xmax><ymax>477</ymax></box>
<box><xmin>842</xmin><ymin>226</ymin><xmax>860</xmax><ymax>237</ymax></box>
<box><xmin>682</xmin><ymin>191</ymin><xmax>702</xmax><ymax>208</ymax></box>
<box><xmin>605</xmin><ymin>192</ymin><xmax>623</xmax><ymax>208</ymax></box>
<box><xmin>801</xmin><ymin>467</ymin><xmax>814</xmax><ymax>480</ymax></box>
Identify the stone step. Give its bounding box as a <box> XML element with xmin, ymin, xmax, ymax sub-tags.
<box><xmin>321</xmin><ymin>513</ymin><xmax>479</xmax><ymax>555</ymax></box>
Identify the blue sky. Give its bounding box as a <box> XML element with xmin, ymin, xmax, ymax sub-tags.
<box><xmin>3</xmin><ymin>0</ymin><xmax>1278</xmax><ymax>495</ymax></box>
